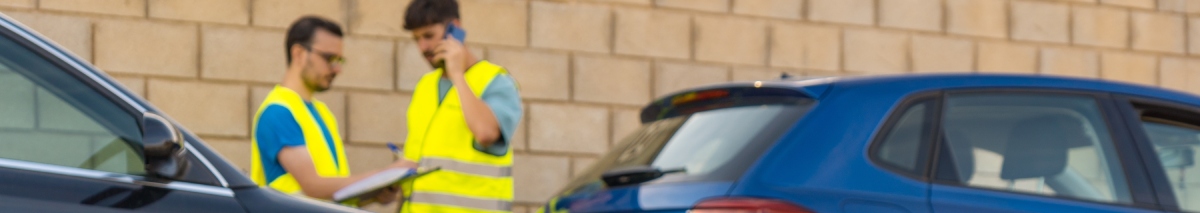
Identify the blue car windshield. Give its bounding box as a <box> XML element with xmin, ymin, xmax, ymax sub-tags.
<box><xmin>560</xmin><ymin>97</ymin><xmax>813</xmax><ymax>195</ymax></box>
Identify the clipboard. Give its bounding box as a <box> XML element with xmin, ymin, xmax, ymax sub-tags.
<box><xmin>332</xmin><ymin>166</ymin><xmax>440</xmax><ymax>203</ymax></box>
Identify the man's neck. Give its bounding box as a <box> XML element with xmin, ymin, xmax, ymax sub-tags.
<box><xmin>282</xmin><ymin>68</ymin><xmax>313</xmax><ymax>101</ymax></box>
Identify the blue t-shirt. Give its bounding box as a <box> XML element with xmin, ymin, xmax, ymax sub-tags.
<box><xmin>254</xmin><ymin>102</ymin><xmax>340</xmax><ymax>184</ymax></box>
<box><xmin>437</xmin><ymin>74</ymin><xmax>522</xmax><ymax>156</ymax></box>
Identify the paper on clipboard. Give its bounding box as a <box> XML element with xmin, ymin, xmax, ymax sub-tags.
<box><xmin>332</xmin><ymin>167</ymin><xmax>440</xmax><ymax>202</ymax></box>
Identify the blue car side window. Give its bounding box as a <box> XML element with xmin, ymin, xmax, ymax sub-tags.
<box><xmin>937</xmin><ymin>93</ymin><xmax>1132</xmax><ymax>204</ymax></box>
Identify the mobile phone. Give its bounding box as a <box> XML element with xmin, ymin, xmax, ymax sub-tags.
<box><xmin>444</xmin><ymin>23</ymin><xmax>467</xmax><ymax>42</ymax></box>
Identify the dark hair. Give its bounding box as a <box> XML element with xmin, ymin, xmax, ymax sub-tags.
<box><xmin>403</xmin><ymin>0</ymin><xmax>459</xmax><ymax>30</ymax></box>
<box><xmin>285</xmin><ymin>16</ymin><xmax>343</xmax><ymax>64</ymax></box>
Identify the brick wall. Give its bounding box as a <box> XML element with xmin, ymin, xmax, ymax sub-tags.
<box><xmin>1</xmin><ymin>0</ymin><xmax>1198</xmax><ymax>212</ymax></box>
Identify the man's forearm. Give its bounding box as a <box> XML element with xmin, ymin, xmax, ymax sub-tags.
<box><xmin>450</xmin><ymin>76</ymin><xmax>502</xmax><ymax>146</ymax></box>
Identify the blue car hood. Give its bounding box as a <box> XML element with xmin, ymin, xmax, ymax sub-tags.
<box><xmin>543</xmin><ymin>181</ymin><xmax>732</xmax><ymax>213</ymax></box>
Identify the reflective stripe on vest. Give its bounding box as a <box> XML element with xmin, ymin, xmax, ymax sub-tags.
<box><xmin>250</xmin><ymin>85</ymin><xmax>350</xmax><ymax>195</ymax></box>
<box><xmin>402</xmin><ymin>60</ymin><xmax>514</xmax><ymax>213</ymax></box>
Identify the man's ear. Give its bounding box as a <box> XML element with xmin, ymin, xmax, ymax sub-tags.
<box><xmin>290</xmin><ymin>44</ymin><xmax>308</xmax><ymax>68</ymax></box>
<box><xmin>450</xmin><ymin>19</ymin><xmax>462</xmax><ymax>27</ymax></box>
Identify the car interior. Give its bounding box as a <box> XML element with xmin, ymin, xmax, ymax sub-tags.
<box><xmin>876</xmin><ymin>94</ymin><xmax>1133</xmax><ymax>204</ymax></box>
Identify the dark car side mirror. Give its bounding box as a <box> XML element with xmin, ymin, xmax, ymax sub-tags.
<box><xmin>142</xmin><ymin>113</ymin><xmax>189</xmax><ymax>179</ymax></box>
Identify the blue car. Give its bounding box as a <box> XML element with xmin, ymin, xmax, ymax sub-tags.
<box><xmin>541</xmin><ymin>75</ymin><xmax>1200</xmax><ymax>213</ymax></box>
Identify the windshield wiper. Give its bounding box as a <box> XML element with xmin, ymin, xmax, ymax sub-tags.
<box><xmin>600</xmin><ymin>166</ymin><xmax>686</xmax><ymax>187</ymax></box>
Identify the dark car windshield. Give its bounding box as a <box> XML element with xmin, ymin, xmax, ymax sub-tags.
<box><xmin>558</xmin><ymin>97</ymin><xmax>813</xmax><ymax>195</ymax></box>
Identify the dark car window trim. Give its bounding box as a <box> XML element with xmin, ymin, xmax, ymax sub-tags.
<box><xmin>0</xmin><ymin>14</ymin><xmax>144</xmax><ymax>114</ymax></box>
<box><xmin>1113</xmin><ymin>94</ymin><xmax>1200</xmax><ymax>212</ymax></box>
<box><xmin>0</xmin><ymin>158</ymin><xmax>233</xmax><ymax>197</ymax></box>
<box><xmin>922</xmin><ymin>89</ymin><xmax>1161</xmax><ymax>210</ymax></box>
<box><xmin>867</xmin><ymin>90</ymin><xmax>942</xmax><ymax>182</ymax></box>
<box><xmin>0</xmin><ymin>15</ymin><xmax>229</xmax><ymax>188</ymax></box>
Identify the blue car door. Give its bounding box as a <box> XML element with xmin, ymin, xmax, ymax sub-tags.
<box><xmin>927</xmin><ymin>90</ymin><xmax>1163</xmax><ymax>213</ymax></box>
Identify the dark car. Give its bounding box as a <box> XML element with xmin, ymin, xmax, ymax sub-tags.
<box><xmin>0</xmin><ymin>13</ymin><xmax>363</xmax><ymax>213</ymax></box>
<box><xmin>542</xmin><ymin>74</ymin><xmax>1200</xmax><ymax>212</ymax></box>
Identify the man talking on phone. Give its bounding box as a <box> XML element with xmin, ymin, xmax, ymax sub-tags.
<box><xmin>398</xmin><ymin>0</ymin><xmax>523</xmax><ymax>212</ymax></box>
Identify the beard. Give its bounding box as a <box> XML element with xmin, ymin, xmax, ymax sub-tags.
<box><xmin>424</xmin><ymin>50</ymin><xmax>445</xmax><ymax>69</ymax></box>
<box><xmin>301</xmin><ymin>66</ymin><xmax>333</xmax><ymax>92</ymax></box>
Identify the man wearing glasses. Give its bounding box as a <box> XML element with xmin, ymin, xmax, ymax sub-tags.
<box><xmin>249</xmin><ymin>16</ymin><xmax>413</xmax><ymax>207</ymax></box>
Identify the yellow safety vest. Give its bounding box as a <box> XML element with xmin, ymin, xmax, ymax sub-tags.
<box><xmin>402</xmin><ymin>60</ymin><xmax>514</xmax><ymax>213</ymax></box>
<box><xmin>250</xmin><ymin>85</ymin><xmax>350</xmax><ymax>195</ymax></box>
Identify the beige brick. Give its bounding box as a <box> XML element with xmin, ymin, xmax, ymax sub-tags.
<box><xmin>1160</xmin><ymin>57</ymin><xmax>1200</xmax><ymax>94</ymax></box>
<box><xmin>599</xmin><ymin>0</ymin><xmax>651</xmax><ymax>5</ymax></box>
<box><xmin>512</xmin><ymin>206</ymin><xmax>531</xmax><ymax>213</ymax></box>
<box><xmin>339</xmin><ymin>37</ymin><xmax>394</xmax><ymax>90</ymax></box>
<box><xmin>844</xmin><ymin>29</ymin><xmax>909</xmax><ymax>74</ymax></box>
<box><xmin>348</xmin><ymin>93</ymin><xmax>409</xmax><ymax>145</ymax></box>
<box><xmin>363</xmin><ymin>202</ymin><xmax>398</xmax><ymax>213</ymax></box>
<box><xmin>1172</xmin><ymin>0</ymin><xmax>1200</xmax><ymax>13</ymax></box>
<box><xmin>487</xmin><ymin>48</ymin><xmax>569</xmax><ymax>101</ymax></box>
<box><xmin>513</xmin><ymin>154</ymin><xmax>570</xmax><ymax>203</ymax></box>
<box><xmin>732</xmin><ymin>0</ymin><xmax>802</xmax><ymax>20</ymax></box>
<box><xmin>978</xmin><ymin>42</ymin><xmax>1038</xmax><ymax>74</ymax></box>
<box><xmin>655</xmin><ymin>61</ymin><xmax>729</xmax><ymax>97</ymax></box>
<box><xmin>249</xmin><ymin>87</ymin><xmax>348</xmax><ymax>138</ymax></box>
<box><xmin>0</xmin><ymin>0</ymin><xmax>33</xmax><ymax>8</ymax></box>
<box><xmin>880</xmin><ymin>0</ymin><xmax>942</xmax><ymax>32</ymax></box>
<box><xmin>655</xmin><ymin>0</ymin><xmax>729</xmax><ymax>12</ymax></box>
<box><xmin>252</xmin><ymin>0</ymin><xmax>344</xmax><ymax>29</ymax></box>
<box><xmin>770</xmin><ymin>23</ymin><xmax>840</xmax><ymax>71</ymax></box>
<box><xmin>201</xmin><ymin>26</ymin><xmax>285</xmax><ymax>83</ymax></box>
<box><xmin>809</xmin><ymin>0</ymin><xmax>873</xmax><ymax>25</ymax></box>
<box><xmin>805</xmin><ymin>70</ymin><xmax>842</xmax><ymax>78</ymax></box>
<box><xmin>1191</xmin><ymin>18</ymin><xmax>1200</xmax><ymax>55</ymax></box>
<box><xmin>732</xmin><ymin>67</ymin><xmax>789</xmax><ymax>81</ymax></box>
<box><xmin>349</xmin><ymin>0</ymin><xmax>409</xmax><ymax>37</ymax></box>
<box><xmin>110</xmin><ymin>75</ymin><xmax>145</xmax><ymax>97</ymax></box>
<box><xmin>1011</xmin><ymin>1</ymin><xmax>1069</xmax><ymax>43</ymax></box>
<box><xmin>572</xmin><ymin>157</ymin><xmax>598</xmax><ymax>178</ymax></box>
<box><xmin>528</xmin><ymin>103</ymin><xmax>609</xmax><ymax>154</ymax></box>
<box><xmin>461</xmin><ymin>0</ymin><xmax>529</xmax><ymax>47</ymax></box>
<box><xmin>530</xmin><ymin>2</ymin><xmax>611</xmax><ymax>53</ymax></box>
<box><xmin>343</xmin><ymin>145</ymin><xmax>394</xmax><ymax>176</ymax></box>
<box><xmin>203</xmin><ymin>138</ymin><xmax>251</xmax><ymax>173</ymax></box>
<box><xmin>511</xmin><ymin>118</ymin><xmax>527</xmax><ymax>151</ymax></box>
<box><xmin>40</xmin><ymin>0</ymin><xmax>145</xmax><ymax>17</ymax></box>
<box><xmin>148</xmin><ymin>79</ymin><xmax>248</xmax><ymax>137</ymax></box>
<box><xmin>695</xmin><ymin>15</ymin><xmax>767</xmax><ymax>66</ymax></box>
<box><xmin>573</xmin><ymin>55</ymin><xmax>651</xmax><ymax>106</ymax></box>
<box><xmin>612</xmin><ymin>108</ymin><xmax>641</xmax><ymax>145</ymax></box>
<box><xmin>947</xmin><ymin>0</ymin><xmax>1007</xmax><ymax>38</ymax></box>
<box><xmin>1103</xmin><ymin>0</ymin><xmax>1156</xmax><ymax>9</ymax></box>
<box><xmin>1073</xmin><ymin>6</ymin><xmax>1129</xmax><ymax>49</ymax></box>
<box><xmin>912</xmin><ymin>36</ymin><xmax>973</xmax><ymax>72</ymax></box>
<box><xmin>1132</xmin><ymin>12</ymin><xmax>1185</xmax><ymax>54</ymax></box>
<box><xmin>614</xmin><ymin>8</ymin><xmax>690</xmax><ymax>59</ymax></box>
<box><xmin>2</xmin><ymin>11</ymin><xmax>92</xmax><ymax>61</ymax></box>
<box><xmin>396</xmin><ymin>41</ymin><xmax>430</xmax><ymax>92</ymax></box>
<box><xmin>1040</xmin><ymin>48</ymin><xmax>1099</xmax><ymax>78</ymax></box>
<box><xmin>95</xmin><ymin>19</ymin><xmax>198</xmax><ymax>78</ymax></box>
<box><xmin>149</xmin><ymin>0</ymin><xmax>249</xmax><ymax>24</ymax></box>
<box><xmin>1100</xmin><ymin>52</ymin><xmax>1157</xmax><ymax>85</ymax></box>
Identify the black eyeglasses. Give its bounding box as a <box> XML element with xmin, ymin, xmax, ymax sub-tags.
<box><xmin>303</xmin><ymin>46</ymin><xmax>345</xmax><ymax>67</ymax></box>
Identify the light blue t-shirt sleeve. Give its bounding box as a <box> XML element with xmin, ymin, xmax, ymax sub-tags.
<box><xmin>474</xmin><ymin>74</ymin><xmax>523</xmax><ymax>156</ymax></box>
<box><xmin>254</xmin><ymin>105</ymin><xmax>306</xmax><ymax>183</ymax></box>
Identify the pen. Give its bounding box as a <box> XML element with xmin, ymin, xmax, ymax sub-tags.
<box><xmin>387</xmin><ymin>142</ymin><xmax>401</xmax><ymax>161</ymax></box>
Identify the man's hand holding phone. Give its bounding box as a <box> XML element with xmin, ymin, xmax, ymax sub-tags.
<box><xmin>433</xmin><ymin>23</ymin><xmax>468</xmax><ymax>79</ymax></box>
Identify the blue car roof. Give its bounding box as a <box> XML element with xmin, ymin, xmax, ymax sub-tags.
<box><xmin>716</xmin><ymin>73</ymin><xmax>1200</xmax><ymax>107</ymax></box>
